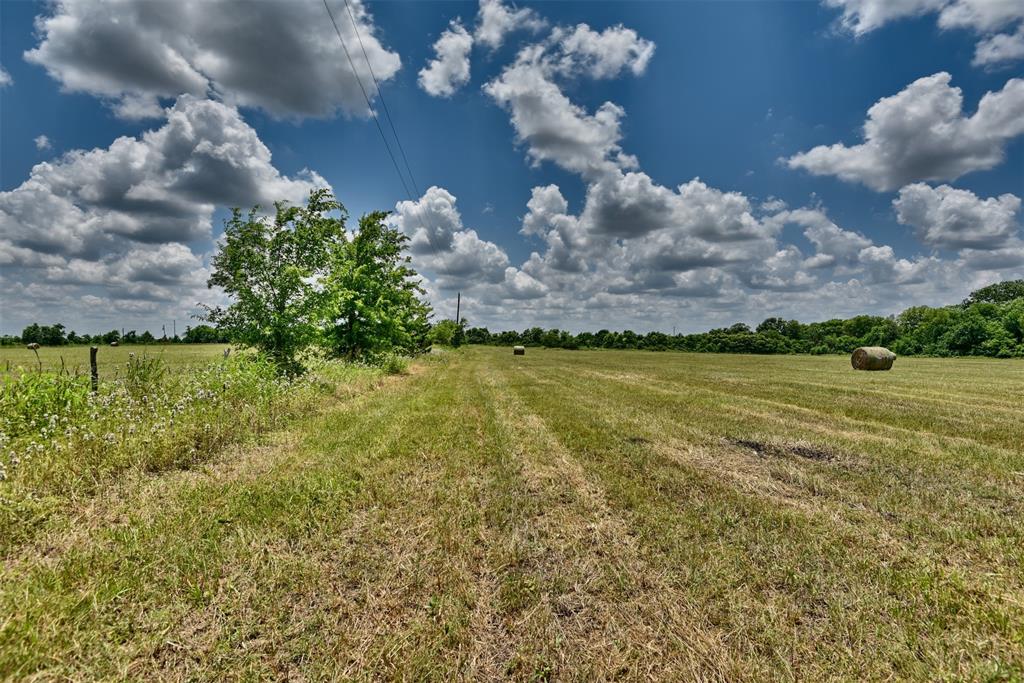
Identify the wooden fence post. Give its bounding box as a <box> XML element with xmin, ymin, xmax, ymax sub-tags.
<box><xmin>90</xmin><ymin>346</ymin><xmax>99</xmax><ymax>393</ymax></box>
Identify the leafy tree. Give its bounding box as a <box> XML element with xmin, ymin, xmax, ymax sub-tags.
<box><xmin>20</xmin><ymin>324</ymin><xmax>42</xmax><ymax>345</ymax></box>
<box><xmin>323</xmin><ymin>210</ymin><xmax>431</xmax><ymax>359</ymax></box>
<box><xmin>757</xmin><ymin>317</ymin><xmax>803</xmax><ymax>339</ymax></box>
<box><xmin>465</xmin><ymin>326</ymin><xmax>491</xmax><ymax>344</ymax></box>
<box><xmin>203</xmin><ymin>189</ymin><xmax>346</xmax><ymax>372</ymax></box>
<box><xmin>429</xmin><ymin>319</ymin><xmax>460</xmax><ymax>346</ymax></box>
<box><xmin>181</xmin><ymin>325</ymin><xmax>223</xmax><ymax>344</ymax></box>
<box><xmin>451</xmin><ymin>317</ymin><xmax>467</xmax><ymax>348</ymax></box>
<box><xmin>21</xmin><ymin>323</ymin><xmax>66</xmax><ymax>346</ymax></box>
<box><xmin>962</xmin><ymin>280</ymin><xmax>1024</xmax><ymax>306</ymax></box>
<box><xmin>540</xmin><ymin>328</ymin><xmax>563</xmax><ymax>348</ymax></box>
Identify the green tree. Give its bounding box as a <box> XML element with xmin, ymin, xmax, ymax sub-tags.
<box><xmin>962</xmin><ymin>280</ymin><xmax>1024</xmax><ymax>306</ymax></box>
<box><xmin>465</xmin><ymin>326</ymin><xmax>491</xmax><ymax>344</ymax></box>
<box><xmin>181</xmin><ymin>325</ymin><xmax>223</xmax><ymax>344</ymax></box>
<box><xmin>20</xmin><ymin>323</ymin><xmax>66</xmax><ymax>346</ymax></box>
<box><xmin>428</xmin><ymin>319</ymin><xmax>459</xmax><ymax>346</ymax></box>
<box><xmin>451</xmin><ymin>317</ymin><xmax>467</xmax><ymax>348</ymax></box>
<box><xmin>203</xmin><ymin>189</ymin><xmax>346</xmax><ymax>373</ymax></box>
<box><xmin>323</xmin><ymin>210</ymin><xmax>431</xmax><ymax>359</ymax></box>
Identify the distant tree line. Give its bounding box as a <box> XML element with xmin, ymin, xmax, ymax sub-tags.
<box><xmin>462</xmin><ymin>280</ymin><xmax>1024</xmax><ymax>358</ymax></box>
<box><xmin>0</xmin><ymin>323</ymin><xmax>230</xmax><ymax>347</ymax></box>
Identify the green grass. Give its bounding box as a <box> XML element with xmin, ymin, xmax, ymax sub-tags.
<box><xmin>0</xmin><ymin>343</ymin><xmax>231</xmax><ymax>376</ymax></box>
<box><xmin>2</xmin><ymin>347</ymin><xmax>1023</xmax><ymax>680</ymax></box>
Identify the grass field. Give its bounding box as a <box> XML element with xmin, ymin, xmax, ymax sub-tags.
<box><xmin>2</xmin><ymin>347</ymin><xmax>1023</xmax><ymax>680</ymax></box>
<box><xmin>0</xmin><ymin>343</ymin><xmax>231</xmax><ymax>376</ymax></box>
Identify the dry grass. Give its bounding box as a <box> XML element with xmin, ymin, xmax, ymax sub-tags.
<box><xmin>2</xmin><ymin>348</ymin><xmax>1023</xmax><ymax>680</ymax></box>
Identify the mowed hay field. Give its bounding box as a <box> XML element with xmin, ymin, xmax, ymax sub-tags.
<box><xmin>2</xmin><ymin>347</ymin><xmax>1023</xmax><ymax>680</ymax></box>
<box><xmin>0</xmin><ymin>343</ymin><xmax>231</xmax><ymax>375</ymax></box>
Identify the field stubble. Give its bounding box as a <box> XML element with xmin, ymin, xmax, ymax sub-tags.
<box><xmin>1</xmin><ymin>347</ymin><xmax>1022</xmax><ymax>680</ymax></box>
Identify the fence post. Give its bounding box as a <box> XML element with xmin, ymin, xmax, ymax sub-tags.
<box><xmin>90</xmin><ymin>346</ymin><xmax>99</xmax><ymax>393</ymax></box>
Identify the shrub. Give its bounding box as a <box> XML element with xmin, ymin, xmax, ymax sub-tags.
<box><xmin>379</xmin><ymin>353</ymin><xmax>410</xmax><ymax>375</ymax></box>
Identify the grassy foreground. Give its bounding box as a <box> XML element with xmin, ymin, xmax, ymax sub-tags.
<box><xmin>2</xmin><ymin>347</ymin><xmax>1023</xmax><ymax>680</ymax></box>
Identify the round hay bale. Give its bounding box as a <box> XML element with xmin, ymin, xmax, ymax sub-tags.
<box><xmin>513</xmin><ymin>345</ymin><xmax>525</xmax><ymax>356</ymax></box>
<box><xmin>851</xmin><ymin>346</ymin><xmax>895</xmax><ymax>371</ymax></box>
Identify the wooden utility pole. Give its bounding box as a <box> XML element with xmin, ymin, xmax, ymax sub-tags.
<box><xmin>173</xmin><ymin>319</ymin><xmax>176</xmax><ymax>339</ymax></box>
<box><xmin>456</xmin><ymin>292</ymin><xmax>461</xmax><ymax>323</ymax></box>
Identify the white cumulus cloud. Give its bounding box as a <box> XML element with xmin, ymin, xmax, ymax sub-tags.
<box><xmin>484</xmin><ymin>24</ymin><xmax>655</xmax><ymax>179</ymax></box>
<box><xmin>24</xmin><ymin>0</ymin><xmax>401</xmax><ymax>119</ymax></box>
<box><xmin>894</xmin><ymin>183</ymin><xmax>1022</xmax><ymax>249</ymax></box>
<box><xmin>475</xmin><ymin>0</ymin><xmax>546</xmax><ymax>50</ymax></box>
<box><xmin>974</xmin><ymin>24</ymin><xmax>1024</xmax><ymax>67</ymax></box>
<box><xmin>0</xmin><ymin>96</ymin><xmax>327</xmax><ymax>331</ymax></box>
<box><xmin>786</xmin><ymin>72</ymin><xmax>1024</xmax><ymax>191</ymax></box>
<box><xmin>825</xmin><ymin>0</ymin><xmax>1024</xmax><ymax>67</ymax></box>
<box><xmin>419</xmin><ymin>20</ymin><xmax>474</xmax><ymax>97</ymax></box>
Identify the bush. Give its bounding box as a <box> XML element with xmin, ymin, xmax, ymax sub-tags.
<box><xmin>379</xmin><ymin>353</ymin><xmax>410</xmax><ymax>375</ymax></box>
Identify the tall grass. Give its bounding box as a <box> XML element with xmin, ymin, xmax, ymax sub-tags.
<box><xmin>0</xmin><ymin>352</ymin><xmax>380</xmax><ymax>552</ymax></box>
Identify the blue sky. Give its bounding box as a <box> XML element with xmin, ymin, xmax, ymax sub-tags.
<box><xmin>1</xmin><ymin>0</ymin><xmax>1022</xmax><ymax>335</ymax></box>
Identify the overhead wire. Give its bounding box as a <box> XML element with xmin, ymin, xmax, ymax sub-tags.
<box><xmin>321</xmin><ymin>0</ymin><xmax>413</xmax><ymax>200</ymax></box>
<box><xmin>321</xmin><ymin>0</ymin><xmax>444</xmax><ymax>265</ymax></box>
<box><xmin>341</xmin><ymin>0</ymin><xmax>421</xmax><ymax>197</ymax></box>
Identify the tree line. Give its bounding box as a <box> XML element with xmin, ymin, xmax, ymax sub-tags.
<box><xmin>6</xmin><ymin>184</ymin><xmax>1022</xmax><ymax>364</ymax></box>
<box><xmin>1</xmin><ymin>323</ymin><xmax>229</xmax><ymax>347</ymax></box>
<box><xmin>460</xmin><ymin>280</ymin><xmax>1024</xmax><ymax>358</ymax></box>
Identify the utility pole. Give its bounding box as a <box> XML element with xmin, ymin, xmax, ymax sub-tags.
<box><xmin>456</xmin><ymin>292</ymin><xmax>461</xmax><ymax>324</ymax></box>
<box><xmin>173</xmin><ymin>319</ymin><xmax>176</xmax><ymax>339</ymax></box>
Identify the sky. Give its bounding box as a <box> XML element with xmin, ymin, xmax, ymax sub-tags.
<box><xmin>1</xmin><ymin>0</ymin><xmax>1023</xmax><ymax>336</ymax></box>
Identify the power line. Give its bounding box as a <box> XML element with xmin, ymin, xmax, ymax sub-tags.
<box><xmin>323</xmin><ymin>0</ymin><xmax>458</xmax><ymax>319</ymax></box>
<box><xmin>321</xmin><ymin>0</ymin><xmax>414</xmax><ymax>200</ymax></box>
<box><xmin>341</xmin><ymin>0</ymin><xmax>421</xmax><ymax>197</ymax></box>
<box><xmin>322</xmin><ymin>0</ymin><xmax>442</xmax><ymax>258</ymax></box>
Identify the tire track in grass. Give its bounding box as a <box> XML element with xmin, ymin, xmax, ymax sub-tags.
<box><xmin>577</xmin><ymin>367</ymin><xmax>1024</xmax><ymax>468</ymax></box>
<box><xmin>541</xmin><ymin>363</ymin><xmax>1024</xmax><ymax>580</ymax></box>
<box><xmin>500</xmin><ymin>353</ymin><xmax>1024</xmax><ymax>679</ymax></box>
<box><xmin>289</xmin><ymin>355</ymin><xmax>536</xmax><ymax>681</ymax></box>
<box><xmin>476</xmin><ymin>360</ymin><xmax>746</xmax><ymax>681</ymax></box>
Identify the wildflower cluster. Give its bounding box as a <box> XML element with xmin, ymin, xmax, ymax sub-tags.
<box><xmin>0</xmin><ymin>353</ymin><xmax>318</xmax><ymax>493</ymax></box>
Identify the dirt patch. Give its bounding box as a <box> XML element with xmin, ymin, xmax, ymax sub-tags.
<box><xmin>728</xmin><ymin>438</ymin><xmax>837</xmax><ymax>462</ymax></box>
